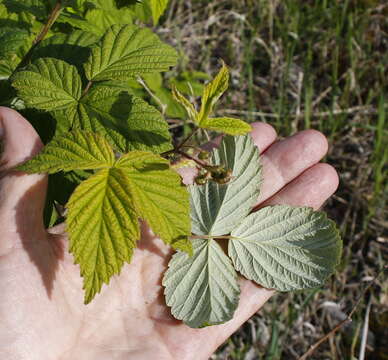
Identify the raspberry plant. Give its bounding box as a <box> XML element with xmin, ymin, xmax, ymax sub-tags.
<box><xmin>0</xmin><ymin>0</ymin><xmax>342</xmax><ymax>327</ymax></box>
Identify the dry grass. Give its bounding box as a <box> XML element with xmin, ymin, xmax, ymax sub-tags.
<box><xmin>160</xmin><ymin>1</ymin><xmax>388</xmax><ymax>358</ymax></box>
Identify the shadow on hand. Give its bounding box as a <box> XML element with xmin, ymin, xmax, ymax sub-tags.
<box><xmin>9</xmin><ymin>132</ymin><xmax>64</xmax><ymax>298</ymax></box>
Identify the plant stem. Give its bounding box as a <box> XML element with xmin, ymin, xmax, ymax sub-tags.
<box><xmin>81</xmin><ymin>80</ymin><xmax>93</xmax><ymax>97</ymax></box>
<box><xmin>190</xmin><ymin>235</ymin><xmax>237</xmax><ymax>240</ymax></box>
<box><xmin>176</xmin><ymin>150</ymin><xmax>207</xmax><ymax>168</ymax></box>
<box><xmin>161</xmin><ymin>127</ymin><xmax>199</xmax><ymax>157</ymax></box>
<box><xmin>298</xmin><ymin>265</ymin><xmax>387</xmax><ymax>360</ymax></box>
<box><xmin>137</xmin><ymin>76</ymin><xmax>167</xmax><ymax>115</ymax></box>
<box><xmin>176</xmin><ymin>127</ymin><xmax>199</xmax><ymax>150</ymax></box>
<box><xmin>14</xmin><ymin>0</ymin><xmax>64</xmax><ymax>71</ymax></box>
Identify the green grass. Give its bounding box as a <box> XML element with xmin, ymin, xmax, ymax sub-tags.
<box><xmin>163</xmin><ymin>0</ymin><xmax>388</xmax><ymax>358</ymax></box>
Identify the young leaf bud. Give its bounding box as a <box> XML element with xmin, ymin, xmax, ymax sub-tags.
<box><xmin>198</xmin><ymin>150</ymin><xmax>210</xmax><ymax>160</ymax></box>
<box><xmin>195</xmin><ymin>174</ymin><xmax>208</xmax><ymax>185</ymax></box>
<box><xmin>212</xmin><ymin>169</ymin><xmax>233</xmax><ymax>184</ymax></box>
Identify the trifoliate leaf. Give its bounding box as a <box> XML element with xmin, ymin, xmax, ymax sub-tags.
<box><xmin>163</xmin><ymin>238</ymin><xmax>240</xmax><ymax>328</ymax></box>
<box><xmin>199</xmin><ymin>117</ymin><xmax>252</xmax><ymax>135</ymax></box>
<box><xmin>0</xmin><ymin>27</ymin><xmax>29</xmax><ymax>57</ymax></box>
<box><xmin>17</xmin><ymin>131</ymin><xmax>115</xmax><ymax>174</ymax></box>
<box><xmin>74</xmin><ymin>84</ymin><xmax>172</xmax><ymax>153</ymax></box>
<box><xmin>198</xmin><ymin>61</ymin><xmax>229</xmax><ymax>124</ymax></box>
<box><xmin>11</xmin><ymin>58</ymin><xmax>82</xmax><ymax>111</ymax></box>
<box><xmin>67</xmin><ymin>167</ymin><xmax>140</xmax><ymax>303</ymax></box>
<box><xmin>84</xmin><ymin>24</ymin><xmax>178</xmax><ymax>82</ymax></box>
<box><xmin>149</xmin><ymin>0</ymin><xmax>169</xmax><ymax>25</ymax></box>
<box><xmin>32</xmin><ymin>30</ymin><xmax>99</xmax><ymax>67</ymax></box>
<box><xmin>171</xmin><ymin>85</ymin><xmax>197</xmax><ymax>122</ymax></box>
<box><xmin>116</xmin><ymin>151</ymin><xmax>191</xmax><ymax>253</ymax></box>
<box><xmin>190</xmin><ymin>134</ymin><xmax>261</xmax><ymax>236</ymax></box>
<box><xmin>229</xmin><ymin>205</ymin><xmax>342</xmax><ymax>291</ymax></box>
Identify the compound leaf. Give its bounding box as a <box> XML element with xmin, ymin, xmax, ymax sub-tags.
<box><xmin>229</xmin><ymin>205</ymin><xmax>342</xmax><ymax>291</ymax></box>
<box><xmin>67</xmin><ymin>167</ymin><xmax>140</xmax><ymax>304</ymax></box>
<box><xmin>116</xmin><ymin>151</ymin><xmax>191</xmax><ymax>253</ymax></box>
<box><xmin>12</xmin><ymin>57</ymin><xmax>82</xmax><ymax>111</ymax></box>
<box><xmin>17</xmin><ymin>130</ymin><xmax>115</xmax><ymax>174</ymax></box>
<box><xmin>84</xmin><ymin>24</ymin><xmax>178</xmax><ymax>82</ymax></box>
<box><xmin>199</xmin><ymin>117</ymin><xmax>252</xmax><ymax>135</ymax></box>
<box><xmin>163</xmin><ymin>238</ymin><xmax>240</xmax><ymax>328</ymax></box>
<box><xmin>198</xmin><ymin>61</ymin><xmax>229</xmax><ymax>124</ymax></box>
<box><xmin>190</xmin><ymin>134</ymin><xmax>261</xmax><ymax>236</ymax></box>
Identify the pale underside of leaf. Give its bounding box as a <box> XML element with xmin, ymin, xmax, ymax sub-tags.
<box><xmin>190</xmin><ymin>134</ymin><xmax>262</xmax><ymax>236</ymax></box>
<box><xmin>163</xmin><ymin>238</ymin><xmax>240</xmax><ymax>328</ymax></box>
<box><xmin>11</xmin><ymin>57</ymin><xmax>82</xmax><ymax>111</ymax></box>
<box><xmin>84</xmin><ymin>24</ymin><xmax>178</xmax><ymax>82</ymax></box>
<box><xmin>229</xmin><ymin>205</ymin><xmax>342</xmax><ymax>291</ymax></box>
<box><xmin>116</xmin><ymin>151</ymin><xmax>191</xmax><ymax>253</ymax></box>
<box><xmin>67</xmin><ymin>168</ymin><xmax>140</xmax><ymax>304</ymax></box>
<box><xmin>17</xmin><ymin>130</ymin><xmax>115</xmax><ymax>174</ymax></box>
<box><xmin>199</xmin><ymin>117</ymin><xmax>252</xmax><ymax>135</ymax></box>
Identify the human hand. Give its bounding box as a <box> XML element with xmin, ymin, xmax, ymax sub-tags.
<box><xmin>0</xmin><ymin>107</ymin><xmax>339</xmax><ymax>360</ymax></box>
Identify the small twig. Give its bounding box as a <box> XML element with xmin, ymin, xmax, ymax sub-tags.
<box><xmin>298</xmin><ymin>266</ymin><xmax>387</xmax><ymax>360</ymax></box>
<box><xmin>81</xmin><ymin>80</ymin><xmax>93</xmax><ymax>97</ymax></box>
<box><xmin>176</xmin><ymin>149</ymin><xmax>207</xmax><ymax>168</ymax></box>
<box><xmin>14</xmin><ymin>0</ymin><xmax>63</xmax><ymax>71</ymax></box>
<box><xmin>161</xmin><ymin>127</ymin><xmax>199</xmax><ymax>157</ymax></box>
<box><xmin>176</xmin><ymin>127</ymin><xmax>199</xmax><ymax>150</ymax></box>
<box><xmin>137</xmin><ymin>76</ymin><xmax>167</xmax><ymax>115</ymax></box>
<box><xmin>358</xmin><ymin>297</ymin><xmax>372</xmax><ymax>360</ymax></box>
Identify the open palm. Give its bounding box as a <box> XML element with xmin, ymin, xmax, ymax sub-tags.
<box><xmin>0</xmin><ymin>107</ymin><xmax>339</xmax><ymax>360</ymax></box>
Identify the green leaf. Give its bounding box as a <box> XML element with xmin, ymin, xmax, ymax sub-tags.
<box><xmin>171</xmin><ymin>85</ymin><xmax>197</xmax><ymax>121</ymax></box>
<box><xmin>190</xmin><ymin>134</ymin><xmax>261</xmax><ymax>236</ymax></box>
<box><xmin>149</xmin><ymin>0</ymin><xmax>169</xmax><ymax>25</ymax></box>
<box><xmin>11</xmin><ymin>58</ymin><xmax>82</xmax><ymax>111</ymax></box>
<box><xmin>163</xmin><ymin>238</ymin><xmax>240</xmax><ymax>328</ymax></box>
<box><xmin>73</xmin><ymin>84</ymin><xmax>172</xmax><ymax>153</ymax></box>
<box><xmin>199</xmin><ymin>117</ymin><xmax>252</xmax><ymax>135</ymax></box>
<box><xmin>84</xmin><ymin>8</ymin><xmax>133</xmax><ymax>31</ymax></box>
<box><xmin>0</xmin><ymin>57</ymin><xmax>18</xmax><ymax>79</ymax></box>
<box><xmin>84</xmin><ymin>24</ymin><xmax>178</xmax><ymax>82</ymax></box>
<box><xmin>170</xmin><ymin>70</ymin><xmax>210</xmax><ymax>97</ymax></box>
<box><xmin>0</xmin><ymin>27</ymin><xmax>29</xmax><ymax>57</ymax></box>
<box><xmin>57</xmin><ymin>11</ymin><xmax>105</xmax><ymax>34</ymax></box>
<box><xmin>1</xmin><ymin>0</ymin><xmax>50</xmax><ymax>19</ymax></box>
<box><xmin>17</xmin><ymin>130</ymin><xmax>115</xmax><ymax>174</ymax></box>
<box><xmin>32</xmin><ymin>30</ymin><xmax>100</xmax><ymax>67</ymax></box>
<box><xmin>116</xmin><ymin>151</ymin><xmax>191</xmax><ymax>253</ymax></box>
<box><xmin>229</xmin><ymin>205</ymin><xmax>342</xmax><ymax>291</ymax></box>
<box><xmin>198</xmin><ymin>61</ymin><xmax>229</xmax><ymax>124</ymax></box>
<box><xmin>67</xmin><ymin>167</ymin><xmax>140</xmax><ymax>303</ymax></box>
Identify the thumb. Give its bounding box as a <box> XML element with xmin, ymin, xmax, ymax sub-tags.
<box><xmin>0</xmin><ymin>107</ymin><xmax>47</xmax><ymax>243</ymax></box>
